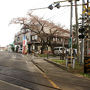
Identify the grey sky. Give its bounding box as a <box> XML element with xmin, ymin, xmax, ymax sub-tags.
<box><xmin>0</xmin><ymin>0</ymin><xmax>82</xmax><ymax>46</ymax></box>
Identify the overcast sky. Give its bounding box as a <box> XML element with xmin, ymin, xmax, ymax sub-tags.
<box><xmin>0</xmin><ymin>0</ymin><xmax>82</xmax><ymax>47</ymax></box>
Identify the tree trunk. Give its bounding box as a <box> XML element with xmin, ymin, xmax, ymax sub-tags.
<box><xmin>41</xmin><ymin>42</ymin><xmax>46</xmax><ymax>54</ymax></box>
<box><xmin>50</xmin><ymin>45</ymin><xmax>54</xmax><ymax>54</ymax></box>
<box><xmin>41</xmin><ymin>46</ymin><xmax>44</xmax><ymax>54</ymax></box>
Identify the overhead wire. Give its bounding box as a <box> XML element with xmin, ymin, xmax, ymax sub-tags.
<box><xmin>40</xmin><ymin>7</ymin><xmax>70</xmax><ymax>25</ymax></box>
<box><xmin>28</xmin><ymin>1</ymin><xmax>89</xmax><ymax>29</ymax></box>
<box><xmin>28</xmin><ymin>1</ymin><xmax>88</xmax><ymax>25</ymax></box>
<box><xmin>29</xmin><ymin>4</ymin><xmax>70</xmax><ymax>22</ymax></box>
<box><xmin>28</xmin><ymin>2</ymin><xmax>89</xmax><ymax>11</ymax></box>
<box><xmin>45</xmin><ymin>7</ymin><xmax>70</xmax><ymax>21</ymax></box>
<box><xmin>48</xmin><ymin>7</ymin><xmax>70</xmax><ymax>29</ymax></box>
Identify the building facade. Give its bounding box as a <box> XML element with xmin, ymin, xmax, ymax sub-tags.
<box><xmin>14</xmin><ymin>28</ymin><xmax>70</xmax><ymax>53</ymax></box>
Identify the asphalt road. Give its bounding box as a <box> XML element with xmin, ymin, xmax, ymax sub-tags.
<box><xmin>32</xmin><ymin>57</ymin><xmax>90</xmax><ymax>90</ymax></box>
<box><xmin>0</xmin><ymin>51</ymin><xmax>59</xmax><ymax>90</ymax></box>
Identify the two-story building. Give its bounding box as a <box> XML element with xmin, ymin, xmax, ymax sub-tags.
<box><xmin>14</xmin><ymin>29</ymin><xmax>41</xmax><ymax>53</ymax></box>
<box><xmin>14</xmin><ymin>28</ymin><xmax>70</xmax><ymax>54</ymax></box>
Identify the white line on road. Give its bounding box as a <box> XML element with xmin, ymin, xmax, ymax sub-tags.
<box><xmin>0</xmin><ymin>80</ymin><xmax>30</xmax><ymax>90</ymax></box>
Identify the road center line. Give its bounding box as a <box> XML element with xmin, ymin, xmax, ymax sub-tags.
<box><xmin>31</xmin><ymin>60</ymin><xmax>61</xmax><ymax>90</ymax></box>
<box><xmin>40</xmin><ymin>70</ymin><xmax>61</xmax><ymax>90</ymax></box>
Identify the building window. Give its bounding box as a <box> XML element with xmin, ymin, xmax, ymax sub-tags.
<box><xmin>32</xmin><ymin>36</ymin><xmax>34</xmax><ymax>40</ymax></box>
<box><xmin>17</xmin><ymin>37</ymin><xmax>20</xmax><ymax>41</ymax></box>
<box><xmin>31</xmin><ymin>35</ymin><xmax>38</xmax><ymax>41</ymax></box>
<box><xmin>35</xmin><ymin>35</ymin><xmax>37</xmax><ymax>40</ymax></box>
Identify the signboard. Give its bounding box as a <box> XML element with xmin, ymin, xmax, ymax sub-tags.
<box><xmin>84</xmin><ymin>56</ymin><xmax>90</xmax><ymax>73</ymax></box>
<box><xmin>82</xmin><ymin>5</ymin><xmax>90</xmax><ymax>16</ymax></box>
<box><xmin>22</xmin><ymin>35</ymin><xmax>28</xmax><ymax>54</ymax></box>
<box><xmin>68</xmin><ymin>38</ymin><xmax>72</xmax><ymax>48</ymax></box>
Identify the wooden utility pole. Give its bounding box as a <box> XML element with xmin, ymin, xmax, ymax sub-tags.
<box><xmin>80</xmin><ymin>0</ymin><xmax>85</xmax><ymax>63</ymax></box>
<box><xmin>70</xmin><ymin>0</ymin><xmax>73</xmax><ymax>65</ymax></box>
<box><xmin>84</xmin><ymin>0</ymin><xmax>89</xmax><ymax>56</ymax></box>
<box><xmin>74</xmin><ymin>0</ymin><xmax>80</xmax><ymax>62</ymax></box>
<box><xmin>87</xmin><ymin>0</ymin><xmax>89</xmax><ymax>56</ymax></box>
<box><xmin>86</xmin><ymin>0</ymin><xmax>90</xmax><ymax>57</ymax></box>
<box><xmin>84</xmin><ymin>0</ymin><xmax>90</xmax><ymax>73</ymax></box>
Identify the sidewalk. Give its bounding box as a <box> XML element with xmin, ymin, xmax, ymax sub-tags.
<box><xmin>0</xmin><ymin>80</ymin><xmax>29</xmax><ymax>90</ymax></box>
<box><xmin>32</xmin><ymin>57</ymin><xmax>90</xmax><ymax>90</ymax></box>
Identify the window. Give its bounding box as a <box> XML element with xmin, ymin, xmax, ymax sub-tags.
<box><xmin>35</xmin><ymin>35</ymin><xmax>37</xmax><ymax>40</ymax></box>
<box><xmin>31</xmin><ymin>35</ymin><xmax>37</xmax><ymax>41</ymax></box>
<box><xmin>17</xmin><ymin>37</ymin><xmax>20</xmax><ymax>41</ymax></box>
<box><xmin>31</xmin><ymin>36</ymin><xmax>35</xmax><ymax>40</ymax></box>
<box><xmin>54</xmin><ymin>48</ymin><xmax>59</xmax><ymax>50</ymax></box>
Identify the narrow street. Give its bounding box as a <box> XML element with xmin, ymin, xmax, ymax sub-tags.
<box><xmin>0</xmin><ymin>0</ymin><xmax>90</xmax><ymax>90</ymax></box>
<box><xmin>0</xmin><ymin>51</ymin><xmax>59</xmax><ymax>90</ymax></box>
<box><xmin>32</xmin><ymin>57</ymin><xmax>90</xmax><ymax>90</ymax></box>
<box><xmin>0</xmin><ymin>51</ymin><xmax>90</xmax><ymax>90</ymax></box>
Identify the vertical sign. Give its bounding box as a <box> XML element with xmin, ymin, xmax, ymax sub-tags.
<box><xmin>22</xmin><ymin>35</ymin><xmax>27</xmax><ymax>54</ymax></box>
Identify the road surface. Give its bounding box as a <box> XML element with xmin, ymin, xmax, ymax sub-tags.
<box><xmin>0</xmin><ymin>51</ymin><xmax>90</xmax><ymax>90</ymax></box>
<box><xmin>0</xmin><ymin>51</ymin><xmax>60</xmax><ymax>90</ymax></box>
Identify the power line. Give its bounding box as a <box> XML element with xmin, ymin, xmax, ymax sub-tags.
<box><xmin>28</xmin><ymin>3</ymin><xmax>89</xmax><ymax>11</ymax></box>
<box><xmin>29</xmin><ymin>7</ymin><xmax>47</xmax><ymax>11</ymax></box>
<box><xmin>46</xmin><ymin>7</ymin><xmax>70</xmax><ymax>20</ymax></box>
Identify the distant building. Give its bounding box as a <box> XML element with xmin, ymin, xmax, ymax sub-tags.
<box><xmin>0</xmin><ymin>47</ymin><xmax>6</xmax><ymax>51</ymax></box>
<box><xmin>14</xmin><ymin>29</ymin><xmax>70</xmax><ymax>53</ymax></box>
<box><xmin>14</xmin><ymin>20</ymin><xmax>70</xmax><ymax>54</ymax></box>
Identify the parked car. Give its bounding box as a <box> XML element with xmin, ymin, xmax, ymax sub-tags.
<box><xmin>54</xmin><ymin>47</ymin><xmax>65</xmax><ymax>55</ymax></box>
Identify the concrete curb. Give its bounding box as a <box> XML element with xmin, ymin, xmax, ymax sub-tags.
<box><xmin>44</xmin><ymin>59</ymin><xmax>68</xmax><ymax>71</ymax></box>
<box><xmin>31</xmin><ymin>60</ymin><xmax>45</xmax><ymax>73</ymax></box>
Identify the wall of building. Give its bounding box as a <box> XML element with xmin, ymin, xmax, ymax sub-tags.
<box><xmin>14</xmin><ymin>28</ymin><xmax>70</xmax><ymax>53</ymax></box>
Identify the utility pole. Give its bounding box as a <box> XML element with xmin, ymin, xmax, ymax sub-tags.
<box><xmin>70</xmin><ymin>0</ymin><xmax>73</xmax><ymax>66</ymax></box>
<box><xmin>80</xmin><ymin>0</ymin><xmax>85</xmax><ymax>63</ymax></box>
<box><xmin>86</xmin><ymin>0</ymin><xmax>90</xmax><ymax>57</ymax></box>
<box><xmin>75</xmin><ymin>0</ymin><xmax>80</xmax><ymax>63</ymax></box>
<box><xmin>84</xmin><ymin>0</ymin><xmax>89</xmax><ymax>56</ymax></box>
<box><xmin>88</xmin><ymin>0</ymin><xmax>90</xmax><ymax>57</ymax></box>
<box><xmin>86</xmin><ymin>0</ymin><xmax>89</xmax><ymax>56</ymax></box>
<box><xmin>84</xmin><ymin>0</ymin><xmax>90</xmax><ymax>73</ymax></box>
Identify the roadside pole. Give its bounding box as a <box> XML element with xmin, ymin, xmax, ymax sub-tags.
<box><xmin>66</xmin><ymin>58</ymin><xmax>68</xmax><ymax>67</ymax></box>
<box><xmin>47</xmin><ymin>37</ymin><xmax>48</xmax><ymax>59</ymax></box>
<box><xmin>84</xmin><ymin>0</ymin><xmax>89</xmax><ymax>57</ymax></box>
<box><xmin>74</xmin><ymin>0</ymin><xmax>80</xmax><ymax>68</ymax></box>
<box><xmin>70</xmin><ymin>0</ymin><xmax>73</xmax><ymax>67</ymax></box>
<box><xmin>86</xmin><ymin>0</ymin><xmax>89</xmax><ymax>56</ymax></box>
<box><xmin>81</xmin><ymin>0</ymin><xmax>85</xmax><ymax>64</ymax></box>
<box><xmin>47</xmin><ymin>45</ymin><xmax>48</xmax><ymax>59</ymax></box>
<box><xmin>72</xmin><ymin>57</ymin><xmax>75</xmax><ymax>69</ymax></box>
<box><xmin>75</xmin><ymin>0</ymin><xmax>80</xmax><ymax>64</ymax></box>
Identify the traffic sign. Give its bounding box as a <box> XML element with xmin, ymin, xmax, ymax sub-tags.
<box><xmin>82</xmin><ymin>5</ymin><xmax>87</xmax><ymax>14</ymax></box>
<box><xmin>82</xmin><ymin>5</ymin><xmax>90</xmax><ymax>16</ymax></box>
